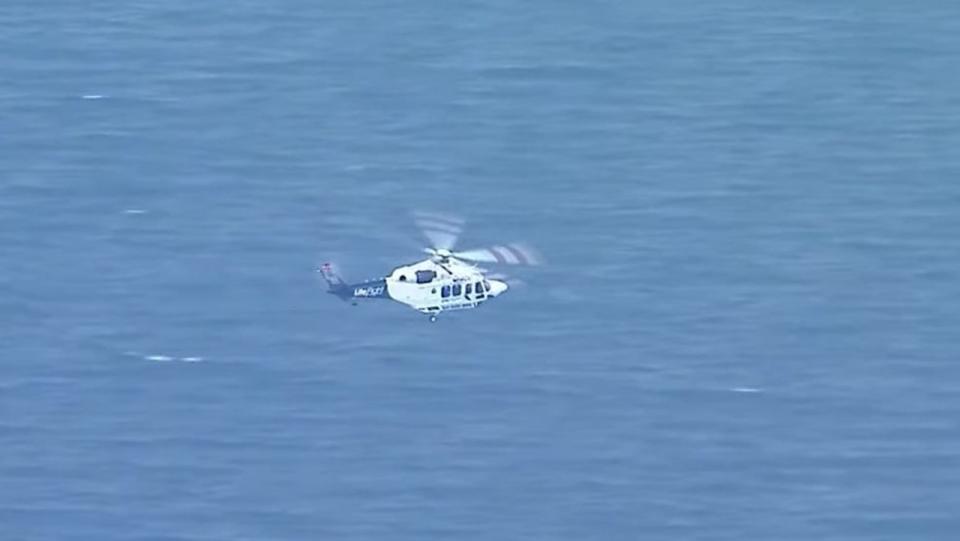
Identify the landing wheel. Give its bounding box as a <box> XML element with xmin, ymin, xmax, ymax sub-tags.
<box><xmin>429</xmin><ymin>315</ymin><xmax>437</xmax><ymax>323</ymax></box>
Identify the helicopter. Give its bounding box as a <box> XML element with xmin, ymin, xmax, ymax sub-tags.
<box><xmin>318</xmin><ymin>212</ymin><xmax>541</xmax><ymax>322</ymax></box>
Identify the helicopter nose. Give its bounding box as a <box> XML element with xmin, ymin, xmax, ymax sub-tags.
<box><xmin>488</xmin><ymin>279</ymin><xmax>509</xmax><ymax>297</ymax></box>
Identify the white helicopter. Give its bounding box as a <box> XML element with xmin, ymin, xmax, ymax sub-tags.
<box><xmin>319</xmin><ymin>212</ymin><xmax>542</xmax><ymax>321</ymax></box>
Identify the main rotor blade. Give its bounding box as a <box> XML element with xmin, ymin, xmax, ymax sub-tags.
<box><xmin>413</xmin><ymin>211</ymin><xmax>464</xmax><ymax>251</ymax></box>
<box><xmin>452</xmin><ymin>244</ymin><xmax>543</xmax><ymax>266</ymax></box>
<box><xmin>486</xmin><ymin>272</ymin><xmax>527</xmax><ymax>288</ymax></box>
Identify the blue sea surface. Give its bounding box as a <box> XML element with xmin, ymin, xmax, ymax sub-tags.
<box><xmin>3</xmin><ymin>2</ymin><xmax>960</xmax><ymax>539</ymax></box>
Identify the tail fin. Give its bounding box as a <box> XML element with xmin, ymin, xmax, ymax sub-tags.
<box><xmin>318</xmin><ymin>262</ymin><xmax>351</xmax><ymax>301</ymax></box>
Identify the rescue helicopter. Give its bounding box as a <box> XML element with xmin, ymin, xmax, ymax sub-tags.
<box><xmin>318</xmin><ymin>212</ymin><xmax>542</xmax><ymax>322</ymax></box>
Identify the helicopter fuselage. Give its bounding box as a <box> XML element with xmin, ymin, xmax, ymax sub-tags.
<box><xmin>320</xmin><ymin>256</ymin><xmax>508</xmax><ymax>320</ymax></box>
<box><xmin>384</xmin><ymin>257</ymin><xmax>508</xmax><ymax>317</ymax></box>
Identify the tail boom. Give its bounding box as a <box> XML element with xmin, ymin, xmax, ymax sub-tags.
<box><xmin>319</xmin><ymin>263</ymin><xmax>389</xmax><ymax>302</ymax></box>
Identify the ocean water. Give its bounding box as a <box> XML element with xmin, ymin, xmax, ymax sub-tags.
<box><xmin>3</xmin><ymin>2</ymin><xmax>960</xmax><ymax>539</ymax></box>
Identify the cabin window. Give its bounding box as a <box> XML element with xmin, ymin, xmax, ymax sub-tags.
<box><xmin>441</xmin><ymin>285</ymin><xmax>451</xmax><ymax>298</ymax></box>
<box><xmin>452</xmin><ymin>284</ymin><xmax>462</xmax><ymax>296</ymax></box>
<box><xmin>416</xmin><ymin>270</ymin><xmax>436</xmax><ymax>284</ymax></box>
<box><xmin>398</xmin><ymin>275</ymin><xmax>407</xmax><ymax>282</ymax></box>
<box><xmin>465</xmin><ymin>283</ymin><xmax>473</xmax><ymax>295</ymax></box>
<box><xmin>484</xmin><ymin>280</ymin><xmax>491</xmax><ymax>292</ymax></box>
<box><xmin>475</xmin><ymin>281</ymin><xmax>484</xmax><ymax>297</ymax></box>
